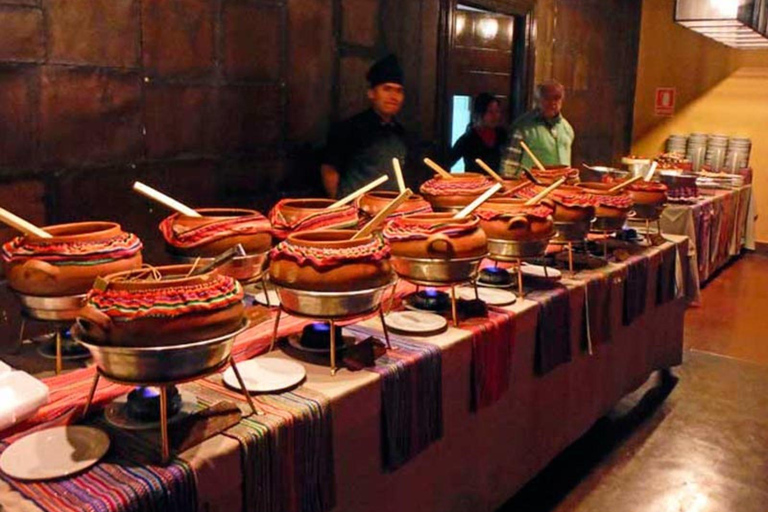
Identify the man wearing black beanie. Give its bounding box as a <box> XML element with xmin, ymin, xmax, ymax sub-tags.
<box><xmin>321</xmin><ymin>54</ymin><xmax>410</xmax><ymax>198</ymax></box>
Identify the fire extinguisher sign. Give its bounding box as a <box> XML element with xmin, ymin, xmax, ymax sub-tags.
<box><xmin>655</xmin><ymin>87</ymin><xmax>676</xmax><ymax>117</ymax></box>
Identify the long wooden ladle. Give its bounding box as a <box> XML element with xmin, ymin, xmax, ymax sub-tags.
<box><xmin>423</xmin><ymin>158</ymin><xmax>454</xmax><ymax>179</ymax></box>
<box><xmin>454</xmin><ymin>182</ymin><xmax>504</xmax><ymax>219</ymax></box>
<box><xmin>474</xmin><ymin>159</ymin><xmax>504</xmax><ymax>183</ymax></box>
<box><xmin>607</xmin><ymin>175</ymin><xmax>644</xmax><ymax>193</ymax></box>
<box><xmin>352</xmin><ymin>188</ymin><xmax>413</xmax><ymax>240</ymax></box>
<box><xmin>133</xmin><ymin>182</ymin><xmax>201</xmax><ymax>217</ymax></box>
<box><xmin>0</xmin><ymin>207</ymin><xmax>52</xmax><ymax>238</ymax></box>
<box><xmin>519</xmin><ymin>141</ymin><xmax>547</xmax><ymax>172</ymax></box>
<box><xmin>523</xmin><ymin>177</ymin><xmax>566</xmax><ymax>206</ymax></box>
<box><xmin>329</xmin><ymin>175</ymin><xmax>389</xmax><ymax>208</ymax></box>
<box><xmin>392</xmin><ymin>158</ymin><xmax>406</xmax><ymax>193</ymax></box>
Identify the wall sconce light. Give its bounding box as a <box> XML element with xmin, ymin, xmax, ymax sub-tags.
<box><xmin>455</xmin><ymin>13</ymin><xmax>466</xmax><ymax>36</ymax></box>
<box><xmin>675</xmin><ymin>0</ymin><xmax>768</xmax><ymax>49</ymax></box>
<box><xmin>477</xmin><ymin>17</ymin><xmax>499</xmax><ymax>40</ymax></box>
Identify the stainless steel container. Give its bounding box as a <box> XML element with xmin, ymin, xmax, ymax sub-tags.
<box><xmin>15</xmin><ymin>293</ymin><xmax>87</xmax><ymax>322</ymax></box>
<box><xmin>591</xmin><ymin>216</ymin><xmax>628</xmax><ymax>232</ymax></box>
<box><xmin>487</xmin><ymin>238</ymin><xmax>549</xmax><ymax>260</ymax></box>
<box><xmin>390</xmin><ymin>255</ymin><xmax>485</xmax><ymax>284</ymax></box>
<box><xmin>580</xmin><ymin>165</ymin><xmax>630</xmax><ymax>183</ymax></box>
<box><xmin>274</xmin><ymin>283</ymin><xmax>394</xmax><ymax>318</ymax></box>
<box><xmin>552</xmin><ymin>220</ymin><xmax>592</xmax><ymax>243</ymax></box>
<box><xmin>74</xmin><ymin>321</ymin><xmax>248</xmax><ymax>383</ymax></box>
<box><xmin>174</xmin><ymin>251</ymin><xmax>269</xmax><ymax>283</ymax></box>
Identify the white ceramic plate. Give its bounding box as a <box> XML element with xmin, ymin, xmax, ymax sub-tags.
<box><xmin>0</xmin><ymin>426</ymin><xmax>110</xmax><ymax>481</ymax></box>
<box><xmin>521</xmin><ymin>264</ymin><xmax>562</xmax><ymax>280</ymax></box>
<box><xmin>385</xmin><ymin>311</ymin><xmax>448</xmax><ymax>335</ymax></box>
<box><xmin>223</xmin><ymin>358</ymin><xmax>306</xmax><ymax>393</ymax></box>
<box><xmin>457</xmin><ymin>286</ymin><xmax>517</xmax><ymax>306</ymax></box>
<box><xmin>104</xmin><ymin>390</ymin><xmax>197</xmax><ymax>431</ymax></box>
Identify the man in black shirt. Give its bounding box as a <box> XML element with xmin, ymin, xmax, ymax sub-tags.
<box><xmin>321</xmin><ymin>55</ymin><xmax>409</xmax><ymax>198</ymax></box>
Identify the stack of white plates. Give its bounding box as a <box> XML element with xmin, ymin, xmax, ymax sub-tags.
<box><xmin>666</xmin><ymin>134</ymin><xmax>688</xmax><ymax>155</ymax></box>
<box><xmin>686</xmin><ymin>133</ymin><xmax>708</xmax><ymax>172</ymax></box>
<box><xmin>726</xmin><ymin>137</ymin><xmax>751</xmax><ymax>171</ymax></box>
<box><xmin>705</xmin><ymin>134</ymin><xmax>729</xmax><ymax>171</ymax></box>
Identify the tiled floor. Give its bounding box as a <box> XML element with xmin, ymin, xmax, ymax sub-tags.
<box><xmin>499</xmin><ymin>253</ymin><xmax>768</xmax><ymax>512</ymax></box>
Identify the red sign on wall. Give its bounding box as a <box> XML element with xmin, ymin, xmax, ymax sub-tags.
<box><xmin>655</xmin><ymin>88</ymin><xmax>676</xmax><ymax>117</ymax></box>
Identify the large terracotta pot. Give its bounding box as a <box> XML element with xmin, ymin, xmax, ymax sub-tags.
<box><xmin>532</xmin><ymin>165</ymin><xmax>580</xmax><ymax>185</ymax></box>
<box><xmin>2</xmin><ymin>222</ymin><xmax>143</xmax><ymax>297</ymax></box>
<box><xmin>269</xmin><ymin>230</ymin><xmax>392</xmax><ymax>292</ymax></box>
<box><xmin>476</xmin><ymin>198</ymin><xmax>555</xmax><ymax>241</ymax></box>
<box><xmin>382</xmin><ymin>213</ymin><xmax>487</xmax><ymax>259</ymax></box>
<box><xmin>160</xmin><ymin>208</ymin><xmax>272</xmax><ymax>257</ymax></box>
<box><xmin>576</xmin><ymin>183</ymin><xmax>635</xmax><ymax>219</ymax></box>
<box><xmin>419</xmin><ymin>173</ymin><xmax>496</xmax><ymax>211</ymax></box>
<box><xmin>76</xmin><ymin>265</ymin><xmax>244</xmax><ymax>347</ymax></box>
<box><xmin>628</xmin><ymin>182</ymin><xmax>668</xmax><ymax>205</ymax></box>
<box><xmin>269</xmin><ymin>199</ymin><xmax>359</xmax><ymax>240</ymax></box>
<box><xmin>356</xmin><ymin>191</ymin><xmax>432</xmax><ymax>220</ymax></box>
<box><xmin>515</xmin><ymin>185</ymin><xmax>597</xmax><ymax>223</ymax></box>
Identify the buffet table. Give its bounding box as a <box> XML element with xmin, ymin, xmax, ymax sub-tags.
<box><xmin>0</xmin><ymin>236</ymin><xmax>690</xmax><ymax>512</ymax></box>
<box><xmin>658</xmin><ymin>185</ymin><xmax>754</xmax><ymax>305</ymax></box>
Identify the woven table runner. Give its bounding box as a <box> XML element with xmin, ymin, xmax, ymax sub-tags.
<box><xmin>346</xmin><ymin>325</ymin><xmax>443</xmax><ymax>472</ymax></box>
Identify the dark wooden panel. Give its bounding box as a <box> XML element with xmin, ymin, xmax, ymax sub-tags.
<box><xmin>342</xmin><ymin>0</ymin><xmax>380</xmax><ymax>47</ymax></box>
<box><xmin>143</xmin><ymin>83</ymin><xmax>210</xmax><ymax>159</ymax></box>
<box><xmin>0</xmin><ymin>6</ymin><xmax>44</xmax><ymax>63</ymax></box>
<box><xmin>223</xmin><ymin>2</ymin><xmax>283</xmax><ymax>82</ymax></box>
<box><xmin>47</xmin><ymin>0</ymin><xmax>140</xmax><ymax>67</ymax></box>
<box><xmin>213</xmin><ymin>84</ymin><xmax>284</xmax><ymax>153</ymax></box>
<box><xmin>141</xmin><ymin>0</ymin><xmax>214</xmax><ymax>78</ymax></box>
<box><xmin>40</xmin><ymin>66</ymin><xmax>142</xmax><ymax>166</ymax></box>
<box><xmin>286</xmin><ymin>0</ymin><xmax>334</xmax><ymax>144</ymax></box>
<box><xmin>338</xmin><ymin>55</ymin><xmax>373</xmax><ymax>119</ymax></box>
<box><xmin>0</xmin><ymin>66</ymin><xmax>39</xmax><ymax>169</ymax></box>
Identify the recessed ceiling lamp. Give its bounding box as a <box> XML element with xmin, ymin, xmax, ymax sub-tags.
<box><xmin>675</xmin><ymin>0</ymin><xmax>768</xmax><ymax>49</ymax></box>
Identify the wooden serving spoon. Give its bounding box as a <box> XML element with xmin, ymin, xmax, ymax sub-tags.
<box><xmin>520</xmin><ymin>141</ymin><xmax>547</xmax><ymax>172</ymax></box>
<box><xmin>329</xmin><ymin>175</ymin><xmax>389</xmax><ymax>208</ymax></box>
<box><xmin>608</xmin><ymin>175</ymin><xmax>644</xmax><ymax>193</ymax></box>
<box><xmin>392</xmin><ymin>158</ymin><xmax>406</xmax><ymax>193</ymax></box>
<box><xmin>352</xmin><ymin>188</ymin><xmax>413</xmax><ymax>240</ymax></box>
<box><xmin>474</xmin><ymin>159</ymin><xmax>504</xmax><ymax>183</ymax></box>
<box><xmin>0</xmin><ymin>207</ymin><xmax>52</xmax><ymax>238</ymax></box>
<box><xmin>133</xmin><ymin>182</ymin><xmax>201</xmax><ymax>217</ymax></box>
<box><xmin>523</xmin><ymin>177</ymin><xmax>566</xmax><ymax>206</ymax></box>
<box><xmin>423</xmin><ymin>158</ymin><xmax>453</xmax><ymax>179</ymax></box>
<box><xmin>454</xmin><ymin>182</ymin><xmax>504</xmax><ymax>219</ymax></box>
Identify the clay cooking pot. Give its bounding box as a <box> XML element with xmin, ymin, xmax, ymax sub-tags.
<box><xmin>76</xmin><ymin>264</ymin><xmax>244</xmax><ymax>347</ymax></box>
<box><xmin>2</xmin><ymin>221</ymin><xmax>143</xmax><ymax>297</ymax></box>
<box><xmin>382</xmin><ymin>213</ymin><xmax>487</xmax><ymax>259</ymax></box>
<box><xmin>269</xmin><ymin>230</ymin><xmax>393</xmax><ymax>292</ymax></box>
<box><xmin>476</xmin><ymin>198</ymin><xmax>555</xmax><ymax>242</ymax></box>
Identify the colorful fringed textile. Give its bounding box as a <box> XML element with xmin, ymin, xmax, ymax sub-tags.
<box><xmin>268</xmin><ymin>201</ymin><xmax>359</xmax><ymax>240</ymax></box>
<box><xmin>0</xmin><ymin>422</ymin><xmax>198</xmax><ymax>512</ymax></box>
<box><xmin>462</xmin><ymin>308</ymin><xmax>516</xmax><ymax>411</ymax></box>
<box><xmin>656</xmin><ymin>243</ymin><xmax>678</xmax><ymax>305</ymax></box>
<box><xmin>269</xmin><ymin>235</ymin><xmax>390</xmax><ymax>268</ymax></box>
<box><xmin>419</xmin><ymin>176</ymin><xmax>494</xmax><ymax>196</ymax></box>
<box><xmin>87</xmin><ymin>275</ymin><xmax>243</xmax><ymax>320</ymax></box>
<box><xmin>585</xmin><ymin>276</ymin><xmax>613</xmax><ymax>346</ymax></box>
<box><xmin>347</xmin><ymin>326</ymin><xmax>443</xmax><ymax>472</ymax></box>
<box><xmin>474</xmin><ymin>204</ymin><xmax>552</xmax><ymax>221</ymax></box>
<box><xmin>1</xmin><ymin>232</ymin><xmax>142</xmax><ymax>265</ymax></box>
<box><xmin>159</xmin><ymin>212</ymin><xmax>271</xmax><ymax>249</ymax></box>
<box><xmin>382</xmin><ymin>216</ymin><xmax>479</xmax><ymax>242</ymax></box>
<box><xmin>527</xmin><ymin>285</ymin><xmax>572</xmax><ymax>375</ymax></box>
<box><xmin>191</xmin><ymin>380</ymin><xmax>336</xmax><ymax>512</ymax></box>
<box><xmin>622</xmin><ymin>255</ymin><xmax>649</xmax><ymax>325</ymax></box>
